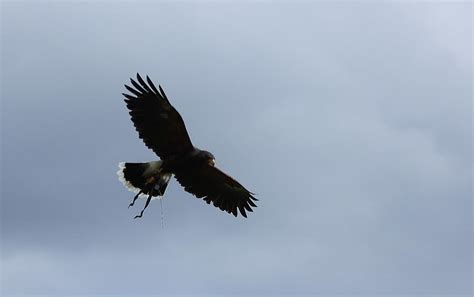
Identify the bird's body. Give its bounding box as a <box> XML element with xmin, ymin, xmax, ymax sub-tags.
<box><xmin>118</xmin><ymin>74</ymin><xmax>257</xmax><ymax>218</ymax></box>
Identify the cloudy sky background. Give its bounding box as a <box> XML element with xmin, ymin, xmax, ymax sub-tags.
<box><xmin>1</xmin><ymin>1</ymin><xmax>472</xmax><ymax>296</ymax></box>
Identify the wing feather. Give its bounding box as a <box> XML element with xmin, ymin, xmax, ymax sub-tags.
<box><xmin>158</xmin><ymin>85</ymin><xmax>171</xmax><ymax>104</ymax></box>
<box><xmin>136</xmin><ymin>73</ymin><xmax>153</xmax><ymax>93</ymax></box>
<box><xmin>124</xmin><ymin>84</ymin><xmax>141</xmax><ymax>97</ymax></box>
<box><xmin>130</xmin><ymin>78</ymin><xmax>147</xmax><ymax>94</ymax></box>
<box><xmin>146</xmin><ymin>75</ymin><xmax>160</xmax><ymax>94</ymax></box>
<box><xmin>123</xmin><ymin>74</ymin><xmax>194</xmax><ymax>159</ymax></box>
<box><xmin>174</xmin><ymin>165</ymin><xmax>257</xmax><ymax>218</ymax></box>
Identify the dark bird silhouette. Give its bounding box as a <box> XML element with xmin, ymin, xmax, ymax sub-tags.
<box><xmin>118</xmin><ymin>74</ymin><xmax>257</xmax><ymax>218</ymax></box>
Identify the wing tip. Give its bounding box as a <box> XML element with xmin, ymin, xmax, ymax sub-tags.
<box><xmin>146</xmin><ymin>75</ymin><xmax>160</xmax><ymax>95</ymax></box>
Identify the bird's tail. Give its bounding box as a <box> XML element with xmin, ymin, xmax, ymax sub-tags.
<box><xmin>117</xmin><ymin>161</ymin><xmax>172</xmax><ymax>199</ymax></box>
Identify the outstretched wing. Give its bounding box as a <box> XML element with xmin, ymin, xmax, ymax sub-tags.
<box><xmin>174</xmin><ymin>165</ymin><xmax>258</xmax><ymax>218</ymax></box>
<box><xmin>123</xmin><ymin>73</ymin><xmax>194</xmax><ymax>159</ymax></box>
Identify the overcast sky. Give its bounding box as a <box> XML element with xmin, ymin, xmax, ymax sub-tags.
<box><xmin>1</xmin><ymin>1</ymin><xmax>472</xmax><ymax>296</ymax></box>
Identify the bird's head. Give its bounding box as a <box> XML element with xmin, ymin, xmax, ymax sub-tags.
<box><xmin>200</xmin><ymin>150</ymin><xmax>215</xmax><ymax>166</ymax></box>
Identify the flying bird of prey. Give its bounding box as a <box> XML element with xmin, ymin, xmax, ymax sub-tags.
<box><xmin>118</xmin><ymin>74</ymin><xmax>257</xmax><ymax>218</ymax></box>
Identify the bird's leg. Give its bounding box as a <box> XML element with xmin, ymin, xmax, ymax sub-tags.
<box><xmin>134</xmin><ymin>191</ymin><xmax>153</xmax><ymax>219</ymax></box>
<box><xmin>128</xmin><ymin>190</ymin><xmax>143</xmax><ymax>208</ymax></box>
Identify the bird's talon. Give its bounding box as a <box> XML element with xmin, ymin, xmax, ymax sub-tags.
<box><xmin>128</xmin><ymin>190</ymin><xmax>142</xmax><ymax>209</ymax></box>
<box><xmin>134</xmin><ymin>211</ymin><xmax>144</xmax><ymax>219</ymax></box>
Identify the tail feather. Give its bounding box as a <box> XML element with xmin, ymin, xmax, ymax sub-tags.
<box><xmin>117</xmin><ymin>161</ymin><xmax>171</xmax><ymax>199</ymax></box>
